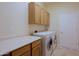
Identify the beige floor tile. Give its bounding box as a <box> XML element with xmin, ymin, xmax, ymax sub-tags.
<box><xmin>52</xmin><ymin>47</ymin><xmax>79</xmax><ymax>56</ymax></box>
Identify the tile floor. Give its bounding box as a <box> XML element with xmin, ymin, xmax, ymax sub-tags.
<box><xmin>52</xmin><ymin>46</ymin><xmax>79</xmax><ymax>56</ymax></box>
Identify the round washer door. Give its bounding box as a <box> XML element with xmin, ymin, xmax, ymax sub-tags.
<box><xmin>45</xmin><ymin>36</ymin><xmax>53</xmax><ymax>56</ymax></box>
<box><xmin>47</xmin><ymin>37</ymin><xmax>53</xmax><ymax>50</ymax></box>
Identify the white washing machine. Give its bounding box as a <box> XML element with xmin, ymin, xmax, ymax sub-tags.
<box><xmin>33</xmin><ymin>31</ymin><xmax>56</xmax><ymax>56</ymax></box>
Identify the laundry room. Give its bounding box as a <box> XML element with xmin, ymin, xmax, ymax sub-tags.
<box><xmin>0</xmin><ymin>2</ymin><xmax>79</xmax><ymax>56</ymax></box>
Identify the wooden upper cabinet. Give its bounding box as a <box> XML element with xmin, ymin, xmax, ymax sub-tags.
<box><xmin>41</xmin><ymin>9</ymin><xmax>50</xmax><ymax>25</ymax></box>
<box><xmin>40</xmin><ymin>9</ymin><xmax>44</xmax><ymax>25</ymax></box>
<box><xmin>29</xmin><ymin>3</ymin><xmax>35</xmax><ymax>24</ymax></box>
<box><xmin>29</xmin><ymin>2</ymin><xmax>49</xmax><ymax>25</ymax></box>
<box><xmin>44</xmin><ymin>11</ymin><xmax>47</xmax><ymax>25</ymax></box>
<box><xmin>44</xmin><ymin>11</ymin><xmax>49</xmax><ymax>25</ymax></box>
<box><xmin>29</xmin><ymin>2</ymin><xmax>41</xmax><ymax>24</ymax></box>
<box><xmin>47</xmin><ymin>12</ymin><xmax>50</xmax><ymax>25</ymax></box>
<box><xmin>34</xmin><ymin>5</ymin><xmax>41</xmax><ymax>24</ymax></box>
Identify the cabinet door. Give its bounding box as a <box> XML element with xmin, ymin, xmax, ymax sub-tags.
<box><xmin>44</xmin><ymin>11</ymin><xmax>49</xmax><ymax>25</ymax></box>
<box><xmin>29</xmin><ymin>3</ymin><xmax>35</xmax><ymax>24</ymax></box>
<box><xmin>46</xmin><ymin>12</ymin><xmax>50</xmax><ymax>25</ymax></box>
<box><xmin>32</xmin><ymin>40</ymin><xmax>42</xmax><ymax>56</ymax></box>
<box><xmin>22</xmin><ymin>51</ymin><xmax>31</xmax><ymax>56</ymax></box>
<box><xmin>32</xmin><ymin>44</ymin><xmax>42</xmax><ymax>56</ymax></box>
<box><xmin>44</xmin><ymin>11</ymin><xmax>47</xmax><ymax>25</ymax></box>
<box><xmin>40</xmin><ymin>9</ymin><xmax>44</xmax><ymax>25</ymax></box>
<box><xmin>42</xmin><ymin>11</ymin><xmax>46</xmax><ymax>25</ymax></box>
<box><xmin>35</xmin><ymin>5</ymin><xmax>41</xmax><ymax>24</ymax></box>
<box><xmin>11</xmin><ymin>44</ymin><xmax>31</xmax><ymax>56</ymax></box>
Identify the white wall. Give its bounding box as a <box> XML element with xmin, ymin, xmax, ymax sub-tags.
<box><xmin>0</xmin><ymin>2</ymin><xmax>29</xmax><ymax>40</ymax></box>
<box><xmin>46</xmin><ymin>3</ymin><xmax>79</xmax><ymax>47</ymax></box>
<box><xmin>0</xmin><ymin>2</ymin><xmax>47</xmax><ymax>41</ymax></box>
<box><xmin>29</xmin><ymin>24</ymin><xmax>48</xmax><ymax>34</ymax></box>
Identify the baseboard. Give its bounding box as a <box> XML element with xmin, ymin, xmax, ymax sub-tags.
<box><xmin>59</xmin><ymin>45</ymin><xmax>79</xmax><ymax>52</ymax></box>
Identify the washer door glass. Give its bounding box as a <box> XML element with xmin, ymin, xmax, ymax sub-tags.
<box><xmin>47</xmin><ymin>37</ymin><xmax>53</xmax><ymax>50</ymax></box>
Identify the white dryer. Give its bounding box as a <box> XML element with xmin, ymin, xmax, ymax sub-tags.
<box><xmin>33</xmin><ymin>31</ymin><xmax>56</xmax><ymax>56</ymax></box>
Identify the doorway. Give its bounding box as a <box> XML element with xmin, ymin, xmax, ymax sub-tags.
<box><xmin>59</xmin><ymin>11</ymin><xmax>79</xmax><ymax>50</ymax></box>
